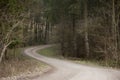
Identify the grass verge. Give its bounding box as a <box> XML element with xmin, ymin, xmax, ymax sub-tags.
<box><xmin>37</xmin><ymin>46</ymin><xmax>62</xmax><ymax>58</ymax></box>
<box><xmin>38</xmin><ymin>46</ymin><xmax>118</xmax><ymax>68</ymax></box>
<box><xmin>0</xmin><ymin>48</ymin><xmax>49</xmax><ymax>78</ymax></box>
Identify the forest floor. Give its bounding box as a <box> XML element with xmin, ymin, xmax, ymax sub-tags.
<box><xmin>37</xmin><ymin>45</ymin><xmax>116</xmax><ymax>68</ymax></box>
<box><xmin>0</xmin><ymin>48</ymin><xmax>51</xmax><ymax>80</ymax></box>
<box><xmin>24</xmin><ymin>45</ymin><xmax>120</xmax><ymax>80</ymax></box>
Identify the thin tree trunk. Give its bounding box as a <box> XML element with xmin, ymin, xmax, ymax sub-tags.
<box><xmin>44</xmin><ymin>20</ymin><xmax>49</xmax><ymax>44</ymax></box>
<box><xmin>72</xmin><ymin>14</ymin><xmax>77</xmax><ymax>57</ymax></box>
<box><xmin>0</xmin><ymin>46</ymin><xmax>7</xmax><ymax>63</ymax></box>
<box><xmin>84</xmin><ymin>0</ymin><xmax>90</xmax><ymax>58</ymax></box>
<box><xmin>61</xmin><ymin>22</ymin><xmax>65</xmax><ymax>57</ymax></box>
<box><xmin>61</xmin><ymin>41</ymin><xmax>65</xmax><ymax>57</ymax></box>
<box><xmin>0</xmin><ymin>41</ymin><xmax>13</xmax><ymax>63</ymax></box>
<box><xmin>4</xmin><ymin>49</ymin><xmax>8</xmax><ymax>60</ymax></box>
<box><xmin>112</xmin><ymin>0</ymin><xmax>118</xmax><ymax>66</ymax></box>
<box><xmin>37</xmin><ymin>24</ymin><xmax>39</xmax><ymax>43</ymax></box>
<box><xmin>32</xmin><ymin>19</ymin><xmax>35</xmax><ymax>45</ymax></box>
<box><xmin>104</xmin><ymin>29</ymin><xmax>108</xmax><ymax>66</ymax></box>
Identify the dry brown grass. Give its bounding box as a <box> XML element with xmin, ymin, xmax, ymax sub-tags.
<box><xmin>0</xmin><ymin>48</ymin><xmax>49</xmax><ymax>78</ymax></box>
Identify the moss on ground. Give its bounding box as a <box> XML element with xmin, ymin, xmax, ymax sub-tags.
<box><xmin>38</xmin><ymin>46</ymin><xmax>62</xmax><ymax>58</ymax></box>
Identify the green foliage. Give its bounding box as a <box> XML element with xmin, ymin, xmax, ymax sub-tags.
<box><xmin>8</xmin><ymin>39</ymin><xmax>22</xmax><ymax>49</ymax></box>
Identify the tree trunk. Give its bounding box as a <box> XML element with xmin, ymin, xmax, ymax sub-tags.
<box><xmin>84</xmin><ymin>0</ymin><xmax>90</xmax><ymax>58</ymax></box>
<box><xmin>44</xmin><ymin>20</ymin><xmax>49</xmax><ymax>44</ymax></box>
<box><xmin>60</xmin><ymin>22</ymin><xmax>65</xmax><ymax>57</ymax></box>
<box><xmin>4</xmin><ymin>49</ymin><xmax>8</xmax><ymax>60</ymax></box>
<box><xmin>0</xmin><ymin>41</ymin><xmax>13</xmax><ymax>63</ymax></box>
<box><xmin>72</xmin><ymin>14</ymin><xmax>77</xmax><ymax>57</ymax></box>
<box><xmin>61</xmin><ymin>42</ymin><xmax>65</xmax><ymax>57</ymax></box>
<box><xmin>32</xmin><ymin>19</ymin><xmax>35</xmax><ymax>45</ymax></box>
<box><xmin>0</xmin><ymin>46</ymin><xmax>7</xmax><ymax>63</ymax></box>
<box><xmin>112</xmin><ymin>0</ymin><xmax>118</xmax><ymax>66</ymax></box>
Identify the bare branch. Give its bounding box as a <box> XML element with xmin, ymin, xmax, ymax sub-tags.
<box><xmin>5</xmin><ymin>19</ymin><xmax>24</xmax><ymax>42</ymax></box>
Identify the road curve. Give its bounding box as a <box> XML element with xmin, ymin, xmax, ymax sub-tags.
<box><xmin>24</xmin><ymin>45</ymin><xmax>120</xmax><ymax>80</ymax></box>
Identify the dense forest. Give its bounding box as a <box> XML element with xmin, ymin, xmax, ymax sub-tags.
<box><xmin>0</xmin><ymin>0</ymin><xmax>120</xmax><ymax>68</ymax></box>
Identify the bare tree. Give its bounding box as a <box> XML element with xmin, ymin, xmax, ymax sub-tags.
<box><xmin>0</xmin><ymin>19</ymin><xmax>24</xmax><ymax>63</ymax></box>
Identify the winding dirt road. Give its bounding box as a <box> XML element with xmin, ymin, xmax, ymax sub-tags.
<box><xmin>24</xmin><ymin>45</ymin><xmax>120</xmax><ymax>80</ymax></box>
